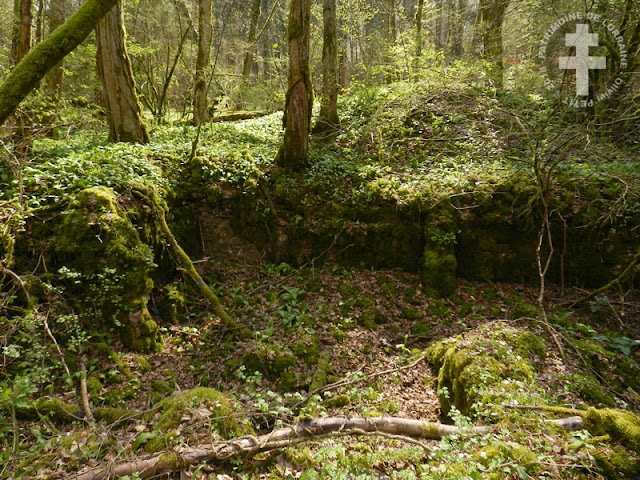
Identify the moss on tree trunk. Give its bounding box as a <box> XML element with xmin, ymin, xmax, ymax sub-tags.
<box><xmin>0</xmin><ymin>0</ymin><xmax>120</xmax><ymax>126</ymax></box>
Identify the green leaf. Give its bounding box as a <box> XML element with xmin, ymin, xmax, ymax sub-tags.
<box><xmin>132</xmin><ymin>431</ymin><xmax>157</xmax><ymax>451</ymax></box>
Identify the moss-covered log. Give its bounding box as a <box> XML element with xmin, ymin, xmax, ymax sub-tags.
<box><xmin>0</xmin><ymin>0</ymin><xmax>119</xmax><ymax>125</ymax></box>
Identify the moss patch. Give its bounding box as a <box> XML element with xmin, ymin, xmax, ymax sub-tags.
<box><xmin>425</xmin><ymin>322</ymin><xmax>539</xmax><ymax>419</ymax></box>
<box><xmin>154</xmin><ymin>388</ymin><xmax>253</xmax><ymax>438</ymax></box>
<box><xmin>55</xmin><ymin>187</ymin><xmax>160</xmax><ymax>352</ymax></box>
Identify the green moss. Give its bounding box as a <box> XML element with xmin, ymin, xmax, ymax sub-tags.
<box><xmin>155</xmin><ymin>388</ymin><xmax>253</xmax><ymax>438</ymax></box>
<box><xmin>92</xmin><ymin>342</ymin><xmax>134</xmax><ymax>380</ymax></box>
<box><xmin>86</xmin><ymin>376</ymin><xmax>103</xmax><ymax>395</ymax></box>
<box><xmin>511</xmin><ymin>296</ymin><xmax>541</xmax><ymax>319</ymax></box>
<box><xmin>474</xmin><ymin>442</ymin><xmax>538</xmax><ymax>474</ymax></box>
<box><xmin>426</xmin><ymin>299</ymin><xmax>451</xmax><ymax>320</ymax></box>
<box><xmin>361</xmin><ymin>307</ymin><xmax>387</xmax><ymax>328</ymax></box>
<box><xmin>584</xmin><ymin>408</ymin><xmax>640</xmax><ymax>454</ymax></box>
<box><xmin>293</xmin><ymin>334</ymin><xmax>321</xmax><ymax>365</ymax></box>
<box><xmin>55</xmin><ymin>187</ymin><xmax>160</xmax><ymax>352</ymax></box>
<box><xmin>401</xmin><ymin>307</ymin><xmax>420</xmax><ymax>321</ymax></box>
<box><xmin>594</xmin><ymin>445</ymin><xmax>640</xmax><ymax>479</ymax></box>
<box><xmin>568</xmin><ymin>373</ymin><xmax>615</xmax><ymax>407</ymax></box>
<box><xmin>135</xmin><ymin>355</ymin><xmax>152</xmax><ymax>373</ymax></box>
<box><xmin>421</xmin><ymin>207</ymin><xmax>459</xmax><ymax>297</ymax></box>
<box><xmin>403</xmin><ymin>286</ymin><xmax>421</xmax><ymax>305</ymax></box>
<box><xmin>411</xmin><ymin>320</ymin><xmax>432</xmax><ymax>338</ymax></box>
<box><xmin>103</xmin><ymin>386</ymin><xmax>137</xmax><ymax>406</ymax></box>
<box><xmin>242</xmin><ymin>344</ymin><xmax>297</xmax><ymax>381</ymax></box>
<box><xmin>309</xmin><ymin>354</ymin><xmax>330</xmax><ymax>392</ymax></box>
<box><xmin>15</xmin><ymin>397</ymin><xmax>79</xmax><ymax>422</ymax></box>
<box><xmin>325</xmin><ymin>394</ymin><xmax>350</xmax><ymax>408</ymax></box>
<box><xmin>425</xmin><ymin>323</ymin><xmax>540</xmax><ymax>418</ymax></box>
<box><xmin>457</xmin><ymin>302</ymin><xmax>473</xmax><ymax>317</ymax></box>
<box><xmin>144</xmin><ymin>431</ymin><xmax>178</xmax><ymax>453</ymax></box>
<box><xmin>94</xmin><ymin>407</ymin><xmax>132</xmax><ymax>425</ymax></box>
<box><xmin>160</xmin><ymin>282</ymin><xmax>188</xmax><ymax>325</ymax></box>
<box><xmin>513</xmin><ymin>331</ymin><xmax>546</xmax><ymax>358</ymax></box>
<box><xmin>380</xmin><ymin>281</ymin><xmax>397</xmax><ymax>298</ymax></box>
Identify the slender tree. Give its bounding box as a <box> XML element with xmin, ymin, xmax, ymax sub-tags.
<box><xmin>0</xmin><ymin>0</ymin><xmax>121</xmax><ymax>126</ymax></box>
<box><xmin>12</xmin><ymin>0</ymin><xmax>32</xmax><ymax>64</ymax></box>
<box><xmin>11</xmin><ymin>0</ymin><xmax>33</xmax><ymax>157</ymax></box>
<box><xmin>96</xmin><ymin>1</ymin><xmax>149</xmax><ymax>143</ymax></box>
<box><xmin>242</xmin><ymin>0</ymin><xmax>262</xmax><ymax>79</ymax></box>
<box><xmin>479</xmin><ymin>0</ymin><xmax>508</xmax><ymax>88</ymax></box>
<box><xmin>415</xmin><ymin>0</ymin><xmax>424</xmax><ymax>59</ymax></box>
<box><xmin>275</xmin><ymin>0</ymin><xmax>312</xmax><ymax>171</ymax></box>
<box><xmin>314</xmin><ymin>0</ymin><xmax>339</xmax><ymax>132</ymax></box>
<box><xmin>45</xmin><ymin>0</ymin><xmax>66</xmax><ymax>101</ymax></box>
<box><xmin>193</xmin><ymin>0</ymin><xmax>212</xmax><ymax>126</ymax></box>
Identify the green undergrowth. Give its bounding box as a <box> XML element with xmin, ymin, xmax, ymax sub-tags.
<box><xmin>2</xmin><ymin>80</ymin><xmax>640</xmax><ymax>479</ymax></box>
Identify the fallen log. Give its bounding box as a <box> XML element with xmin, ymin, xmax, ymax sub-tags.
<box><xmin>210</xmin><ymin>111</ymin><xmax>272</xmax><ymax>122</ymax></box>
<box><xmin>67</xmin><ymin>415</ymin><xmax>583</xmax><ymax>480</ymax></box>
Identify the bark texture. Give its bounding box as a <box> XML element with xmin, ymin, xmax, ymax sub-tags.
<box><xmin>415</xmin><ymin>0</ymin><xmax>425</xmax><ymax>59</ymax></box>
<box><xmin>45</xmin><ymin>0</ymin><xmax>66</xmax><ymax>100</ymax></box>
<box><xmin>314</xmin><ymin>0</ymin><xmax>339</xmax><ymax>132</ymax></box>
<box><xmin>193</xmin><ymin>0</ymin><xmax>212</xmax><ymax>126</ymax></box>
<box><xmin>96</xmin><ymin>1</ymin><xmax>149</xmax><ymax>143</ymax></box>
<box><xmin>12</xmin><ymin>0</ymin><xmax>32</xmax><ymax>63</ymax></box>
<box><xmin>0</xmin><ymin>0</ymin><xmax>120</xmax><ymax>126</ymax></box>
<box><xmin>276</xmin><ymin>0</ymin><xmax>313</xmax><ymax>171</ymax></box>
<box><xmin>479</xmin><ymin>0</ymin><xmax>508</xmax><ymax>88</ymax></box>
<box><xmin>242</xmin><ymin>0</ymin><xmax>262</xmax><ymax>79</ymax></box>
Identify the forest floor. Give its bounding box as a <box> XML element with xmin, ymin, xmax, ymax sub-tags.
<box><xmin>2</xmin><ymin>81</ymin><xmax>640</xmax><ymax>479</ymax></box>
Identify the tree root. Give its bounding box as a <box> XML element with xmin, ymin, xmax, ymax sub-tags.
<box><xmin>132</xmin><ymin>184</ymin><xmax>239</xmax><ymax>333</ymax></box>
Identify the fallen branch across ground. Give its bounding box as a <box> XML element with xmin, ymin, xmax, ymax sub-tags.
<box><xmin>68</xmin><ymin>415</ymin><xmax>586</xmax><ymax>480</ymax></box>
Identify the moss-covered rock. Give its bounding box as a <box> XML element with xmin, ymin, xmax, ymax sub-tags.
<box><xmin>86</xmin><ymin>376</ymin><xmax>103</xmax><ymax>396</ymax></box>
<box><xmin>421</xmin><ymin>206</ymin><xmax>459</xmax><ymax>297</ymax></box>
<box><xmin>425</xmin><ymin>323</ymin><xmax>538</xmax><ymax>418</ymax></box>
<box><xmin>154</xmin><ymin>388</ymin><xmax>253</xmax><ymax>437</ymax></box>
<box><xmin>135</xmin><ymin>355</ymin><xmax>153</xmax><ymax>373</ymax></box>
<box><xmin>293</xmin><ymin>333</ymin><xmax>321</xmax><ymax>365</ymax></box>
<box><xmin>309</xmin><ymin>353</ymin><xmax>330</xmax><ymax>392</ymax></box>
<box><xmin>242</xmin><ymin>343</ymin><xmax>297</xmax><ymax>381</ymax></box>
<box><xmin>54</xmin><ymin>187</ymin><xmax>161</xmax><ymax>352</ymax></box>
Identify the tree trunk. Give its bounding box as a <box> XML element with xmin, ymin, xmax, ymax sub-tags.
<box><xmin>242</xmin><ymin>0</ymin><xmax>262</xmax><ymax>79</ymax></box>
<box><xmin>96</xmin><ymin>1</ymin><xmax>149</xmax><ymax>143</ymax></box>
<box><xmin>480</xmin><ymin>0</ymin><xmax>508</xmax><ymax>88</ymax></box>
<box><xmin>434</xmin><ymin>0</ymin><xmax>443</xmax><ymax>51</ymax></box>
<box><xmin>12</xmin><ymin>0</ymin><xmax>32</xmax><ymax>64</ymax></box>
<box><xmin>45</xmin><ymin>0</ymin><xmax>66</xmax><ymax>101</ymax></box>
<box><xmin>415</xmin><ymin>0</ymin><xmax>424</xmax><ymax>59</ymax></box>
<box><xmin>193</xmin><ymin>0</ymin><xmax>212</xmax><ymax>126</ymax></box>
<box><xmin>314</xmin><ymin>0</ymin><xmax>339</xmax><ymax>132</ymax></box>
<box><xmin>449</xmin><ymin>0</ymin><xmax>464</xmax><ymax>58</ymax></box>
<box><xmin>35</xmin><ymin>0</ymin><xmax>44</xmax><ymax>44</ymax></box>
<box><xmin>0</xmin><ymin>0</ymin><xmax>120</xmax><ymax>126</ymax></box>
<box><xmin>11</xmin><ymin>0</ymin><xmax>33</xmax><ymax>157</ymax></box>
<box><xmin>275</xmin><ymin>0</ymin><xmax>312</xmax><ymax>171</ymax></box>
<box><xmin>385</xmin><ymin>0</ymin><xmax>397</xmax><ymax>45</ymax></box>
